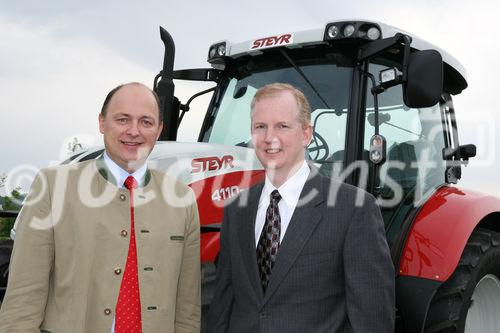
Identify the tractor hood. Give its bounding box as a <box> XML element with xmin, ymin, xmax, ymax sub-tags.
<box><xmin>69</xmin><ymin>141</ymin><xmax>264</xmax><ymax>186</ymax></box>
<box><xmin>148</xmin><ymin>141</ymin><xmax>263</xmax><ymax>185</ymax></box>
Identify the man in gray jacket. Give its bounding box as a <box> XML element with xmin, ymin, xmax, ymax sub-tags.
<box><xmin>0</xmin><ymin>83</ymin><xmax>200</xmax><ymax>333</ymax></box>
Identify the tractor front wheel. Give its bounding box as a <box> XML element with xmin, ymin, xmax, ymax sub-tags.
<box><xmin>0</xmin><ymin>239</ymin><xmax>13</xmax><ymax>305</ymax></box>
<box><xmin>424</xmin><ymin>228</ymin><xmax>500</xmax><ymax>332</ymax></box>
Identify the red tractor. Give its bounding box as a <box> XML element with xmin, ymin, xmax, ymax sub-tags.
<box><xmin>2</xmin><ymin>20</ymin><xmax>500</xmax><ymax>332</ymax></box>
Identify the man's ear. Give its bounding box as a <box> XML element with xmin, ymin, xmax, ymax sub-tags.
<box><xmin>156</xmin><ymin>122</ymin><xmax>163</xmax><ymax>140</ymax></box>
<box><xmin>303</xmin><ymin>124</ymin><xmax>313</xmax><ymax>147</ymax></box>
<box><xmin>98</xmin><ymin>114</ymin><xmax>105</xmax><ymax>134</ymax></box>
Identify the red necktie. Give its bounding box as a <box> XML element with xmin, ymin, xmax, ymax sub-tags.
<box><xmin>115</xmin><ymin>176</ymin><xmax>142</xmax><ymax>333</ymax></box>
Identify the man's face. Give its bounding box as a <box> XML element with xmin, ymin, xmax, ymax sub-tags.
<box><xmin>251</xmin><ymin>91</ymin><xmax>312</xmax><ymax>179</ymax></box>
<box><xmin>99</xmin><ymin>84</ymin><xmax>163</xmax><ymax>173</ymax></box>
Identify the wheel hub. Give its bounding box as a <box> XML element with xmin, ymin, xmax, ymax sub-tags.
<box><xmin>465</xmin><ymin>274</ymin><xmax>500</xmax><ymax>332</ymax></box>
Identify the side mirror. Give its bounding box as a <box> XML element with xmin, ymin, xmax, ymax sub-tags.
<box><xmin>404</xmin><ymin>50</ymin><xmax>443</xmax><ymax>108</ymax></box>
<box><xmin>443</xmin><ymin>144</ymin><xmax>476</xmax><ymax>161</ymax></box>
<box><xmin>458</xmin><ymin>144</ymin><xmax>477</xmax><ymax>161</ymax></box>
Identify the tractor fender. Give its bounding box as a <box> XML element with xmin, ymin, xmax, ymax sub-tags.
<box><xmin>399</xmin><ymin>185</ymin><xmax>500</xmax><ymax>282</ymax></box>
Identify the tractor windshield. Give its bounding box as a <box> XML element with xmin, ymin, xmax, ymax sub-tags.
<box><xmin>200</xmin><ymin>54</ymin><xmax>353</xmax><ymax>169</ymax></box>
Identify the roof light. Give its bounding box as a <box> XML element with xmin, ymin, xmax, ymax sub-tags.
<box><xmin>380</xmin><ymin>68</ymin><xmax>403</xmax><ymax>84</ymax></box>
<box><xmin>327</xmin><ymin>25</ymin><xmax>339</xmax><ymax>39</ymax></box>
<box><xmin>324</xmin><ymin>21</ymin><xmax>383</xmax><ymax>42</ymax></box>
<box><xmin>343</xmin><ymin>24</ymin><xmax>355</xmax><ymax>38</ymax></box>
<box><xmin>207</xmin><ymin>42</ymin><xmax>227</xmax><ymax>65</ymax></box>
<box><xmin>367</xmin><ymin>26</ymin><xmax>381</xmax><ymax>40</ymax></box>
<box><xmin>208</xmin><ymin>47</ymin><xmax>217</xmax><ymax>59</ymax></box>
<box><xmin>217</xmin><ymin>44</ymin><xmax>226</xmax><ymax>56</ymax></box>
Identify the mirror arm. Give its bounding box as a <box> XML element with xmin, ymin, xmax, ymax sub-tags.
<box><xmin>358</xmin><ymin>33</ymin><xmax>411</xmax><ymax>61</ymax></box>
<box><xmin>363</xmin><ymin>71</ymin><xmax>380</xmax><ymax>133</ymax></box>
<box><xmin>401</xmin><ymin>34</ymin><xmax>412</xmax><ymax>82</ymax></box>
<box><xmin>177</xmin><ymin>86</ymin><xmax>217</xmax><ymax>127</ymax></box>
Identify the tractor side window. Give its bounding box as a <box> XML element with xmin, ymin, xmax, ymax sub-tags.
<box><xmin>209</xmin><ymin>78</ymin><xmax>257</xmax><ymax>146</ymax></box>
<box><xmin>311</xmin><ymin>108</ymin><xmax>348</xmax><ymax>178</ymax></box>
<box><xmin>365</xmin><ymin>63</ymin><xmax>447</xmax><ymax>212</ymax></box>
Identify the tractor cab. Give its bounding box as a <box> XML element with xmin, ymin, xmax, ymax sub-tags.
<box><xmin>154</xmin><ymin>21</ymin><xmax>500</xmax><ymax>332</ymax></box>
<box><xmin>155</xmin><ymin>20</ymin><xmax>472</xmax><ymax>249</ymax></box>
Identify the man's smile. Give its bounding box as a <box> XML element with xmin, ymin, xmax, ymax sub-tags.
<box><xmin>121</xmin><ymin>140</ymin><xmax>143</xmax><ymax>146</ymax></box>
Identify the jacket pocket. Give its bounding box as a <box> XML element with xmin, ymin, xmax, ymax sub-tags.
<box><xmin>294</xmin><ymin>251</ymin><xmax>334</xmax><ymax>267</ymax></box>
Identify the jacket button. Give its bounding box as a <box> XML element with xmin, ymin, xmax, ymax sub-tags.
<box><xmin>114</xmin><ymin>268</ymin><xmax>122</xmax><ymax>275</ymax></box>
<box><xmin>104</xmin><ymin>308</ymin><xmax>112</xmax><ymax>315</ymax></box>
<box><xmin>120</xmin><ymin>230</ymin><xmax>128</xmax><ymax>237</ymax></box>
<box><xmin>119</xmin><ymin>194</ymin><xmax>126</xmax><ymax>201</ymax></box>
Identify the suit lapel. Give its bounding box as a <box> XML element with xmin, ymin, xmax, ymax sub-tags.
<box><xmin>235</xmin><ymin>183</ymin><xmax>266</xmax><ymax>301</ymax></box>
<box><xmin>261</xmin><ymin>170</ymin><xmax>325</xmax><ymax>306</ymax></box>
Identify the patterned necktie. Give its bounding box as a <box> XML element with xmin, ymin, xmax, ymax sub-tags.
<box><xmin>115</xmin><ymin>176</ymin><xmax>142</xmax><ymax>333</ymax></box>
<box><xmin>256</xmin><ymin>189</ymin><xmax>282</xmax><ymax>293</ymax></box>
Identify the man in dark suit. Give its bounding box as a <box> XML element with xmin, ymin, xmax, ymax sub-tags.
<box><xmin>207</xmin><ymin>83</ymin><xmax>395</xmax><ymax>332</ymax></box>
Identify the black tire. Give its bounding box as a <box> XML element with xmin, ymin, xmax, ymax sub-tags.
<box><xmin>0</xmin><ymin>239</ymin><xmax>13</xmax><ymax>304</ymax></box>
<box><xmin>424</xmin><ymin>228</ymin><xmax>500</xmax><ymax>332</ymax></box>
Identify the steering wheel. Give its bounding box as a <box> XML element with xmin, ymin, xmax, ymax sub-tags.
<box><xmin>308</xmin><ymin>131</ymin><xmax>329</xmax><ymax>161</ymax></box>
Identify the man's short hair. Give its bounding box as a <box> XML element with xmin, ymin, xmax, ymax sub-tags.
<box><xmin>100</xmin><ymin>82</ymin><xmax>162</xmax><ymax>119</ymax></box>
<box><xmin>250</xmin><ymin>83</ymin><xmax>311</xmax><ymax>127</ymax></box>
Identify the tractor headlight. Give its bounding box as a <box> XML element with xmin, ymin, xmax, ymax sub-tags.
<box><xmin>208</xmin><ymin>47</ymin><xmax>217</xmax><ymax>59</ymax></box>
<box><xmin>327</xmin><ymin>25</ymin><xmax>340</xmax><ymax>39</ymax></box>
<box><xmin>380</xmin><ymin>68</ymin><xmax>402</xmax><ymax>83</ymax></box>
<box><xmin>323</xmin><ymin>21</ymin><xmax>382</xmax><ymax>42</ymax></box>
<box><xmin>367</xmin><ymin>26</ymin><xmax>381</xmax><ymax>40</ymax></box>
<box><xmin>207</xmin><ymin>41</ymin><xmax>227</xmax><ymax>65</ymax></box>
<box><xmin>217</xmin><ymin>44</ymin><xmax>226</xmax><ymax>56</ymax></box>
<box><xmin>343</xmin><ymin>24</ymin><xmax>356</xmax><ymax>38</ymax></box>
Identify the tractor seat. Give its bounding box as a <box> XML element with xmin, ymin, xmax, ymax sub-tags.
<box><xmin>384</xmin><ymin>138</ymin><xmax>441</xmax><ymax>191</ymax></box>
<box><xmin>319</xmin><ymin>149</ymin><xmax>372</xmax><ymax>183</ymax></box>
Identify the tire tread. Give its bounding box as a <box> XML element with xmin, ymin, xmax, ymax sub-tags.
<box><xmin>424</xmin><ymin>228</ymin><xmax>500</xmax><ymax>333</ymax></box>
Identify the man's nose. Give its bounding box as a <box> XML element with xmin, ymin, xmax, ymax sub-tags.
<box><xmin>126</xmin><ymin>121</ymin><xmax>140</xmax><ymax>136</ymax></box>
<box><xmin>264</xmin><ymin>129</ymin><xmax>277</xmax><ymax>143</ymax></box>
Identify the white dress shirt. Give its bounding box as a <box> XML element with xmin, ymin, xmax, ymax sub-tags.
<box><xmin>254</xmin><ymin>161</ymin><xmax>310</xmax><ymax>247</ymax></box>
<box><xmin>103</xmin><ymin>152</ymin><xmax>147</xmax><ymax>333</ymax></box>
<box><xmin>103</xmin><ymin>152</ymin><xmax>147</xmax><ymax>188</ymax></box>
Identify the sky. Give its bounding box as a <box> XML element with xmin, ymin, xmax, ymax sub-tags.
<box><xmin>1</xmin><ymin>0</ymin><xmax>499</xmax><ymax>196</ymax></box>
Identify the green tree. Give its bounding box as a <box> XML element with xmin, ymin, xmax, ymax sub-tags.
<box><xmin>0</xmin><ymin>189</ymin><xmax>23</xmax><ymax>239</ymax></box>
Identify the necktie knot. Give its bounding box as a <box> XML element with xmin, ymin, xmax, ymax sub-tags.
<box><xmin>270</xmin><ymin>189</ymin><xmax>281</xmax><ymax>203</ymax></box>
<box><xmin>124</xmin><ymin>176</ymin><xmax>138</xmax><ymax>190</ymax></box>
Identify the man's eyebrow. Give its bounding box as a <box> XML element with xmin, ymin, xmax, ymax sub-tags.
<box><xmin>112</xmin><ymin>112</ymin><xmax>131</xmax><ymax>118</ymax></box>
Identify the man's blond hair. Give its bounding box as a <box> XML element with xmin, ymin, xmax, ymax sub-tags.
<box><xmin>251</xmin><ymin>83</ymin><xmax>311</xmax><ymax>127</ymax></box>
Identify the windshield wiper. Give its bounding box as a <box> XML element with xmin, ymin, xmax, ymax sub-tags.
<box><xmin>278</xmin><ymin>49</ymin><xmax>331</xmax><ymax>109</ymax></box>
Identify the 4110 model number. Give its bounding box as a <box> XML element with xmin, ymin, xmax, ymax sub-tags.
<box><xmin>212</xmin><ymin>186</ymin><xmax>240</xmax><ymax>201</ymax></box>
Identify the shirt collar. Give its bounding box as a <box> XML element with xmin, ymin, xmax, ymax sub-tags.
<box><xmin>260</xmin><ymin>161</ymin><xmax>310</xmax><ymax>209</ymax></box>
<box><xmin>103</xmin><ymin>151</ymin><xmax>148</xmax><ymax>188</ymax></box>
